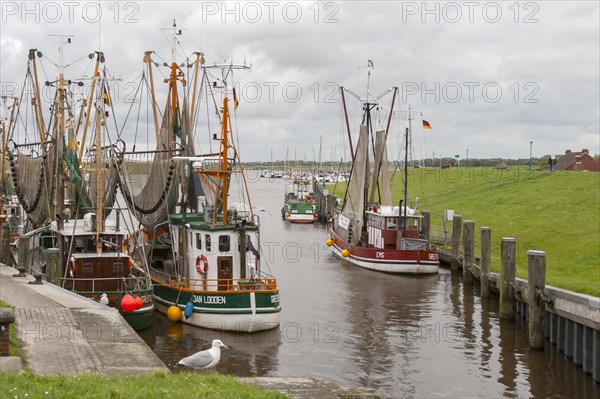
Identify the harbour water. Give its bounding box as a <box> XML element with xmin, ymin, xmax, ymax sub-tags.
<box><xmin>138</xmin><ymin>177</ymin><xmax>598</xmax><ymax>398</ymax></box>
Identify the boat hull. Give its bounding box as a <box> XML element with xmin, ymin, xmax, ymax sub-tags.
<box><xmin>75</xmin><ymin>290</ymin><xmax>155</xmax><ymax>331</ymax></box>
<box><xmin>286</xmin><ymin>214</ymin><xmax>317</xmax><ymax>224</ymax></box>
<box><xmin>121</xmin><ymin>305</ymin><xmax>155</xmax><ymax>331</ymax></box>
<box><xmin>152</xmin><ymin>279</ymin><xmax>281</xmax><ymax>332</ymax></box>
<box><xmin>328</xmin><ymin>225</ymin><xmax>439</xmax><ymax>275</ymax></box>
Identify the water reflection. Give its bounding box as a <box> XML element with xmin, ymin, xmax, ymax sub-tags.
<box><xmin>139</xmin><ymin>313</ymin><xmax>281</xmax><ymax>376</ymax></box>
<box><xmin>137</xmin><ymin>179</ymin><xmax>598</xmax><ymax>398</ymax></box>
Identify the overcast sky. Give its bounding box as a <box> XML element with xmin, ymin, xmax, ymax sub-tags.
<box><xmin>1</xmin><ymin>1</ymin><xmax>598</xmax><ymax>162</ymax></box>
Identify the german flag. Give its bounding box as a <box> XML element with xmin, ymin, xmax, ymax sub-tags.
<box><xmin>422</xmin><ymin>120</ymin><xmax>432</xmax><ymax>129</ymax></box>
<box><xmin>233</xmin><ymin>87</ymin><xmax>239</xmax><ymax>109</ymax></box>
<box><xmin>103</xmin><ymin>86</ymin><xmax>111</xmax><ymax>107</ymax></box>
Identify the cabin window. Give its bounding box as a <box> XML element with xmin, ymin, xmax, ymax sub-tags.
<box><xmin>75</xmin><ymin>238</ymin><xmax>85</xmax><ymax>252</ymax></box>
<box><xmin>219</xmin><ymin>235</ymin><xmax>231</xmax><ymax>252</ymax></box>
<box><xmin>189</xmin><ymin>231</ymin><xmax>193</xmax><ymax>248</ymax></box>
<box><xmin>196</xmin><ymin>233</ymin><xmax>202</xmax><ymax>250</ymax></box>
<box><xmin>205</xmin><ymin>235</ymin><xmax>212</xmax><ymax>251</ymax></box>
<box><xmin>113</xmin><ymin>262</ymin><xmax>123</xmax><ymax>274</ymax></box>
<box><xmin>82</xmin><ymin>263</ymin><xmax>94</xmax><ymax>277</ymax></box>
<box><xmin>387</xmin><ymin>218</ymin><xmax>397</xmax><ymax>230</ymax></box>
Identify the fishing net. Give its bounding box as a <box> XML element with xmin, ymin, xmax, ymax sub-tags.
<box><xmin>118</xmin><ymin>103</ymin><xmax>181</xmax><ymax>231</ymax></box>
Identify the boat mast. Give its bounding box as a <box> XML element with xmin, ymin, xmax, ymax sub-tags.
<box><xmin>339</xmin><ymin>88</ymin><xmax>354</xmax><ymax>161</ymax></box>
<box><xmin>0</xmin><ymin>97</ymin><xmax>7</xmax><ymax>219</ymax></box>
<box><xmin>401</xmin><ymin>105</ymin><xmax>412</xmax><ymax>234</ymax></box>
<box><xmin>144</xmin><ymin>51</ymin><xmax>161</xmax><ymax>142</ymax></box>
<box><xmin>219</xmin><ymin>98</ymin><xmax>231</xmax><ymax>225</ymax></box>
<box><xmin>78</xmin><ymin>52</ymin><xmax>103</xmax><ymax>161</ymax></box>
<box><xmin>95</xmin><ymin>103</ymin><xmax>103</xmax><ymax>254</ymax></box>
<box><xmin>189</xmin><ymin>51</ymin><xmax>205</xmax><ymax>128</ymax></box>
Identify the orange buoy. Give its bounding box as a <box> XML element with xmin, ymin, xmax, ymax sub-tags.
<box><xmin>167</xmin><ymin>305</ymin><xmax>182</xmax><ymax>321</ymax></box>
<box><xmin>341</xmin><ymin>249</ymin><xmax>350</xmax><ymax>257</ymax></box>
<box><xmin>325</xmin><ymin>239</ymin><xmax>333</xmax><ymax>247</ymax></box>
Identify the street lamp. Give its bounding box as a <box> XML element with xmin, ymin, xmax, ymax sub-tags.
<box><xmin>529</xmin><ymin>141</ymin><xmax>533</xmax><ymax>170</ymax></box>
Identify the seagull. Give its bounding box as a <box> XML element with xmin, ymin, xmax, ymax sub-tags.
<box><xmin>178</xmin><ymin>339</ymin><xmax>229</xmax><ymax>369</ymax></box>
<box><xmin>100</xmin><ymin>293</ymin><xmax>109</xmax><ymax>305</ymax></box>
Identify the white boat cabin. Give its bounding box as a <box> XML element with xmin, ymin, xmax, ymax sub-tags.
<box><xmin>365</xmin><ymin>205</ymin><xmax>423</xmax><ymax>249</ymax></box>
<box><xmin>168</xmin><ymin>210</ymin><xmax>261</xmax><ymax>292</ymax></box>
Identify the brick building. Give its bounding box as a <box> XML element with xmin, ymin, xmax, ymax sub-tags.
<box><xmin>555</xmin><ymin>149</ymin><xmax>600</xmax><ymax>172</ymax></box>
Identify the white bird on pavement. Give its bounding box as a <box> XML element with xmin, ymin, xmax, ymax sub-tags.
<box><xmin>178</xmin><ymin>339</ymin><xmax>229</xmax><ymax>369</ymax></box>
<box><xmin>100</xmin><ymin>293</ymin><xmax>109</xmax><ymax>305</ymax></box>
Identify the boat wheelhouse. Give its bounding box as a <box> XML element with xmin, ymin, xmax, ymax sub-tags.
<box><xmin>44</xmin><ymin>213</ymin><xmax>155</xmax><ymax>330</ymax></box>
<box><xmin>283</xmin><ymin>178</ymin><xmax>319</xmax><ymax>224</ymax></box>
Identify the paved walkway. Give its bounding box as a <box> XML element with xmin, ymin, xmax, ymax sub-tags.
<box><xmin>0</xmin><ymin>263</ymin><xmax>168</xmax><ymax>375</ymax></box>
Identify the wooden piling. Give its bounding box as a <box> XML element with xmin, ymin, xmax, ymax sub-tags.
<box><xmin>500</xmin><ymin>237</ymin><xmax>516</xmax><ymax>320</ymax></box>
<box><xmin>480</xmin><ymin>227</ymin><xmax>491</xmax><ymax>297</ymax></box>
<box><xmin>527</xmin><ymin>250</ymin><xmax>546</xmax><ymax>350</ymax></box>
<box><xmin>451</xmin><ymin>215</ymin><xmax>462</xmax><ymax>273</ymax></box>
<box><xmin>462</xmin><ymin>220</ymin><xmax>474</xmax><ymax>283</ymax></box>
<box><xmin>422</xmin><ymin>210</ymin><xmax>431</xmax><ymax>243</ymax></box>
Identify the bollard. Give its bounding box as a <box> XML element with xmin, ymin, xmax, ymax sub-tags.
<box><xmin>12</xmin><ymin>266</ymin><xmax>26</xmax><ymax>278</ymax></box>
<box><xmin>422</xmin><ymin>210</ymin><xmax>431</xmax><ymax>243</ymax></box>
<box><xmin>462</xmin><ymin>220</ymin><xmax>475</xmax><ymax>284</ymax></box>
<box><xmin>480</xmin><ymin>227</ymin><xmax>491</xmax><ymax>297</ymax></box>
<box><xmin>28</xmin><ymin>272</ymin><xmax>43</xmax><ymax>285</ymax></box>
<box><xmin>500</xmin><ymin>237</ymin><xmax>516</xmax><ymax>320</ymax></box>
<box><xmin>451</xmin><ymin>215</ymin><xmax>462</xmax><ymax>273</ymax></box>
<box><xmin>527</xmin><ymin>250</ymin><xmax>546</xmax><ymax>350</ymax></box>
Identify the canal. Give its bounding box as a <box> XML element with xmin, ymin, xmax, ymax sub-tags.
<box><xmin>138</xmin><ymin>177</ymin><xmax>598</xmax><ymax>398</ymax></box>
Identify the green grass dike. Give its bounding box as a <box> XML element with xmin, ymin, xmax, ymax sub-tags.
<box><xmin>0</xmin><ymin>372</ymin><xmax>288</xmax><ymax>399</ymax></box>
<box><xmin>329</xmin><ymin>167</ymin><xmax>600</xmax><ymax>297</ymax></box>
<box><xmin>0</xmin><ymin>301</ymin><xmax>287</xmax><ymax>399</ymax></box>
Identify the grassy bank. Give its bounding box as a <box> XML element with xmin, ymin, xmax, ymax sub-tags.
<box><xmin>329</xmin><ymin>167</ymin><xmax>600</xmax><ymax>296</ymax></box>
<box><xmin>0</xmin><ymin>301</ymin><xmax>286</xmax><ymax>398</ymax></box>
<box><xmin>0</xmin><ymin>371</ymin><xmax>287</xmax><ymax>399</ymax></box>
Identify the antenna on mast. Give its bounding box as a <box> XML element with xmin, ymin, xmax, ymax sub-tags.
<box><xmin>366</xmin><ymin>59</ymin><xmax>374</xmax><ymax>103</ymax></box>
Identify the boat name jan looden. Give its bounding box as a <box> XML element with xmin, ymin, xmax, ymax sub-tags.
<box><xmin>192</xmin><ymin>295</ymin><xmax>226</xmax><ymax>305</ymax></box>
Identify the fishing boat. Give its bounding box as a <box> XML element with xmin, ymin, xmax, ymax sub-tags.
<box><xmin>327</xmin><ymin>63</ymin><xmax>439</xmax><ymax>274</ymax></box>
<box><xmin>6</xmin><ymin>43</ymin><xmax>154</xmax><ymax>330</ymax></box>
<box><xmin>123</xmin><ymin>23</ymin><xmax>280</xmax><ymax>332</ymax></box>
<box><xmin>282</xmin><ymin>177</ymin><xmax>319</xmax><ymax>223</ymax></box>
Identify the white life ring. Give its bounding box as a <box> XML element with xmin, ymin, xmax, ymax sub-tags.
<box><xmin>196</xmin><ymin>255</ymin><xmax>208</xmax><ymax>277</ymax></box>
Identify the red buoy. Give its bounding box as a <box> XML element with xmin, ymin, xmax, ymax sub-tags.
<box><xmin>121</xmin><ymin>294</ymin><xmax>135</xmax><ymax>313</ymax></box>
<box><xmin>134</xmin><ymin>295</ymin><xmax>143</xmax><ymax>310</ymax></box>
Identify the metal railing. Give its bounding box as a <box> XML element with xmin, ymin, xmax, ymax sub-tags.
<box><xmin>59</xmin><ymin>275</ymin><xmax>152</xmax><ymax>293</ymax></box>
<box><xmin>150</xmin><ymin>268</ymin><xmax>278</xmax><ymax>292</ymax></box>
